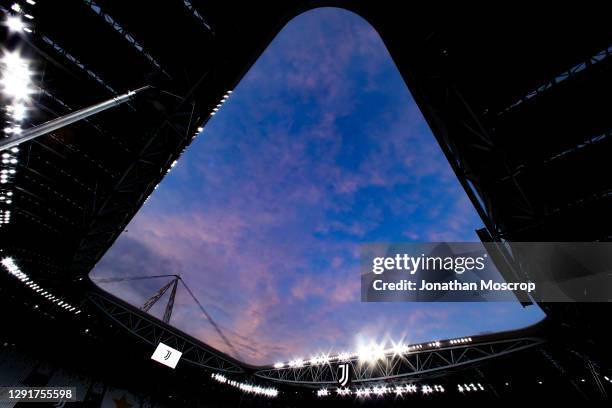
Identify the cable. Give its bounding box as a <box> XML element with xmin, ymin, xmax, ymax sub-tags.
<box><xmin>91</xmin><ymin>274</ymin><xmax>179</xmax><ymax>283</ymax></box>
<box><xmin>92</xmin><ymin>273</ymin><xmax>242</xmax><ymax>360</ymax></box>
<box><xmin>178</xmin><ymin>278</ymin><xmax>243</xmax><ymax>361</ymax></box>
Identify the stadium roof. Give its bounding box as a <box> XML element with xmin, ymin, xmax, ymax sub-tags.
<box><xmin>88</xmin><ymin>8</ymin><xmax>543</xmax><ymax>365</ymax></box>
<box><xmin>1</xmin><ymin>0</ymin><xmax>612</xmax><ymax>374</ymax></box>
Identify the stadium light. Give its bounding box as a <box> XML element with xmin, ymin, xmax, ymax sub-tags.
<box><xmin>373</xmin><ymin>386</ymin><xmax>387</xmax><ymax>396</ymax></box>
<box><xmin>391</xmin><ymin>341</ymin><xmax>408</xmax><ymax>356</ymax></box>
<box><xmin>7</xmin><ymin>103</ymin><xmax>27</xmax><ymax>121</ymax></box>
<box><xmin>337</xmin><ymin>352</ymin><xmax>351</xmax><ymax>362</ymax></box>
<box><xmin>1</xmin><ymin>257</ymin><xmax>82</xmax><ymax>315</ymax></box>
<box><xmin>449</xmin><ymin>337</ymin><xmax>472</xmax><ymax>345</ymax></box>
<box><xmin>5</xmin><ymin>15</ymin><xmax>25</xmax><ymax>33</ymax></box>
<box><xmin>276</xmin><ymin>335</ymin><xmax>480</xmax><ymax>371</ymax></box>
<box><xmin>211</xmin><ymin>372</ymin><xmax>278</xmax><ymax>398</ymax></box>
<box><xmin>458</xmin><ymin>382</ymin><xmax>484</xmax><ymax>392</ymax></box>
<box><xmin>310</xmin><ymin>353</ymin><xmax>330</xmax><ymax>366</ymax></box>
<box><xmin>0</xmin><ymin>51</ymin><xmax>34</xmax><ymax>101</ymax></box>
<box><xmin>358</xmin><ymin>342</ymin><xmax>386</xmax><ymax>364</ymax></box>
<box><xmin>318</xmin><ymin>382</ymin><xmax>441</xmax><ymax>399</ymax></box>
<box><xmin>336</xmin><ymin>388</ymin><xmax>350</xmax><ymax>396</ymax></box>
<box><xmin>288</xmin><ymin>358</ymin><xmax>304</xmax><ymax>368</ymax></box>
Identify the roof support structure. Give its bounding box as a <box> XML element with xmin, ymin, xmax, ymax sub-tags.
<box><xmin>255</xmin><ymin>337</ymin><xmax>546</xmax><ymax>385</ymax></box>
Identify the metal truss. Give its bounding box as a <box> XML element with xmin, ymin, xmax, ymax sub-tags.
<box><xmin>182</xmin><ymin>0</ymin><xmax>214</xmax><ymax>34</ymax></box>
<box><xmin>254</xmin><ymin>337</ymin><xmax>545</xmax><ymax>385</ymax></box>
<box><xmin>500</xmin><ymin>42</ymin><xmax>612</xmax><ymax>115</ymax></box>
<box><xmin>70</xmin><ymin>99</ymin><xmax>196</xmax><ymax>277</ymax></box>
<box><xmin>41</xmin><ymin>35</ymin><xmax>119</xmax><ymax>96</ymax></box>
<box><xmin>418</xmin><ymin>78</ymin><xmax>541</xmax><ymax>240</ymax></box>
<box><xmin>87</xmin><ymin>291</ymin><xmax>245</xmax><ymax>374</ymax></box>
<box><xmin>83</xmin><ymin>0</ymin><xmax>170</xmax><ymax>78</ymax></box>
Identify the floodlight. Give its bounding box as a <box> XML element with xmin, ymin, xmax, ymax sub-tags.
<box><xmin>5</xmin><ymin>15</ymin><xmax>25</xmax><ymax>32</ymax></box>
<box><xmin>9</xmin><ymin>103</ymin><xmax>27</xmax><ymax>121</ymax></box>
<box><xmin>391</xmin><ymin>341</ymin><xmax>407</xmax><ymax>356</ymax></box>
<box><xmin>1</xmin><ymin>51</ymin><xmax>33</xmax><ymax>100</ymax></box>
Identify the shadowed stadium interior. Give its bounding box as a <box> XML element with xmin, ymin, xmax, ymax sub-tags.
<box><xmin>1</xmin><ymin>1</ymin><xmax>612</xmax><ymax>405</ymax></box>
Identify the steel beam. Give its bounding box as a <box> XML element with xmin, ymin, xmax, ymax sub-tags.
<box><xmin>255</xmin><ymin>337</ymin><xmax>545</xmax><ymax>385</ymax></box>
<box><xmin>87</xmin><ymin>292</ymin><xmax>244</xmax><ymax>374</ymax></box>
<box><xmin>0</xmin><ymin>86</ymin><xmax>152</xmax><ymax>152</ymax></box>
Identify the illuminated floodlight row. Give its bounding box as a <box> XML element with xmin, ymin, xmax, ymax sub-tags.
<box><xmin>211</xmin><ymin>373</ymin><xmax>278</xmax><ymax>398</ymax></box>
<box><xmin>5</xmin><ymin>2</ymin><xmax>36</xmax><ymax>34</ymax></box>
<box><xmin>0</xmin><ymin>209</ymin><xmax>11</xmax><ymax>225</ymax></box>
<box><xmin>1</xmin><ymin>257</ymin><xmax>82</xmax><ymax>315</ymax></box>
<box><xmin>1</xmin><ymin>1</ymin><xmax>38</xmax><ymax>229</ymax></box>
<box><xmin>188</xmin><ymin>90</ymin><xmax>232</xmax><ymax>142</ymax></box>
<box><xmin>1</xmin><ymin>49</ymin><xmax>34</xmax><ymax>130</ymax></box>
<box><xmin>457</xmin><ymin>383</ymin><xmax>485</xmax><ymax>393</ymax></box>
<box><xmin>1</xmin><ymin>149</ymin><xmax>19</xmax><ymax>177</ymax></box>
<box><xmin>5</xmin><ymin>16</ymin><xmax>32</xmax><ymax>34</ymax></box>
<box><xmin>210</xmin><ymin>90</ymin><xmax>232</xmax><ymax>116</ymax></box>
<box><xmin>0</xmin><ymin>56</ymin><xmax>24</xmax><ymax>228</ymax></box>
<box><xmin>3</xmin><ymin>2</ymin><xmax>37</xmax><ymax>111</ymax></box>
<box><xmin>274</xmin><ymin>337</ymin><xmax>473</xmax><ymax>369</ymax></box>
<box><xmin>4</xmin><ymin>0</ymin><xmax>36</xmax><ymax>33</ymax></box>
<box><xmin>0</xmin><ymin>147</ymin><xmax>19</xmax><ymax>229</ymax></box>
<box><xmin>317</xmin><ymin>383</ymin><xmax>445</xmax><ymax>398</ymax></box>
<box><xmin>449</xmin><ymin>337</ymin><xmax>472</xmax><ymax>345</ymax></box>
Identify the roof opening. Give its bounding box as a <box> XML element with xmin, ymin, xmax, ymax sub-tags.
<box><xmin>90</xmin><ymin>7</ymin><xmax>543</xmax><ymax>366</ymax></box>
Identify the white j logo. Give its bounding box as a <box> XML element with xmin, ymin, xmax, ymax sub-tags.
<box><xmin>338</xmin><ymin>363</ymin><xmax>350</xmax><ymax>387</ymax></box>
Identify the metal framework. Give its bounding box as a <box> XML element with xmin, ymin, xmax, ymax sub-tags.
<box><xmin>70</xmin><ymin>96</ymin><xmax>198</xmax><ymax>277</ymax></box>
<box><xmin>140</xmin><ymin>277</ymin><xmax>178</xmax><ymax>319</ymax></box>
<box><xmin>87</xmin><ymin>291</ymin><xmax>244</xmax><ymax>374</ymax></box>
<box><xmin>83</xmin><ymin>0</ymin><xmax>170</xmax><ymax>77</ymax></box>
<box><xmin>41</xmin><ymin>35</ymin><xmax>119</xmax><ymax>95</ymax></box>
<box><xmin>162</xmin><ymin>278</ymin><xmax>178</xmax><ymax>324</ymax></box>
<box><xmin>254</xmin><ymin>337</ymin><xmax>545</xmax><ymax>385</ymax></box>
<box><xmin>0</xmin><ymin>86</ymin><xmax>151</xmax><ymax>152</ymax></box>
<box><xmin>499</xmin><ymin>42</ymin><xmax>612</xmax><ymax>114</ymax></box>
<box><xmin>2</xmin><ymin>2</ymin><xmax>611</xmax><ymax>382</ymax></box>
<box><xmin>90</xmin><ymin>274</ymin><xmax>242</xmax><ymax>359</ymax></box>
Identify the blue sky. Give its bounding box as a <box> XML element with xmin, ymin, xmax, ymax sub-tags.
<box><xmin>91</xmin><ymin>8</ymin><xmax>544</xmax><ymax>365</ymax></box>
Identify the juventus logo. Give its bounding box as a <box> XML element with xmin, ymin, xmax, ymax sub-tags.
<box><xmin>337</xmin><ymin>363</ymin><xmax>351</xmax><ymax>387</ymax></box>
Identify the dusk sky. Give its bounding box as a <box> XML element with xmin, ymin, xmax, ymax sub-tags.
<box><xmin>91</xmin><ymin>8</ymin><xmax>544</xmax><ymax>366</ymax></box>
